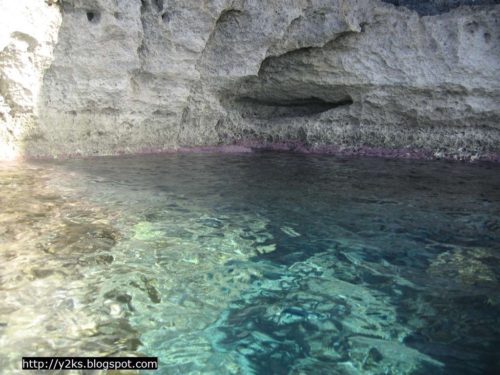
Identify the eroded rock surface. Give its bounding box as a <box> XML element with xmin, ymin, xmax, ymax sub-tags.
<box><xmin>0</xmin><ymin>0</ymin><xmax>499</xmax><ymax>159</ymax></box>
<box><xmin>0</xmin><ymin>0</ymin><xmax>61</xmax><ymax>159</ymax></box>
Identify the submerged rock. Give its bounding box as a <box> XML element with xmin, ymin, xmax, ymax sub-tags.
<box><xmin>348</xmin><ymin>336</ymin><xmax>444</xmax><ymax>373</ymax></box>
<box><xmin>427</xmin><ymin>246</ymin><xmax>499</xmax><ymax>287</ymax></box>
<box><xmin>0</xmin><ymin>165</ymin><xmax>135</xmax><ymax>372</ymax></box>
<box><xmin>132</xmin><ymin>221</ymin><xmax>165</xmax><ymax>241</ymax></box>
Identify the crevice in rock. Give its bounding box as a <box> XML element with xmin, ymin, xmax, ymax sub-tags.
<box><xmin>161</xmin><ymin>11</ymin><xmax>170</xmax><ymax>23</ymax></box>
<box><xmin>86</xmin><ymin>11</ymin><xmax>100</xmax><ymax>23</ymax></box>
<box><xmin>234</xmin><ymin>96</ymin><xmax>353</xmax><ymax>119</ymax></box>
<box><xmin>153</xmin><ymin>0</ymin><xmax>163</xmax><ymax>12</ymax></box>
<box><xmin>216</xmin><ymin>9</ymin><xmax>243</xmax><ymax>27</ymax></box>
<box><xmin>137</xmin><ymin>1</ymin><xmax>148</xmax><ymax>60</ymax></box>
<box><xmin>140</xmin><ymin>0</ymin><xmax>148</xmax><ymax>15</ymax></box>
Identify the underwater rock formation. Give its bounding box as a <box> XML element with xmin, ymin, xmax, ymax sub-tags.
<box><xmin>0</xmin><ymin>0</ymin><xmax>499</xmax><ymax>159</ymax></box>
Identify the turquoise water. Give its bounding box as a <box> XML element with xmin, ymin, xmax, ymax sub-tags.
<box><xmin>0</xmin><ymin>153</ymin><xmax>499</xmax><ymax>374</ymax></box>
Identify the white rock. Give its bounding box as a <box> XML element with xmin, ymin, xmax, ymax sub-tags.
<box><xmin>0</xmin><ymin>0</ymin><xmax>499</xmax><ymax>160</ymax></box>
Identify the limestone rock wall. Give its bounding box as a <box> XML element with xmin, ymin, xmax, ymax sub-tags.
<box><xmin>1</xmin><ymin>0</ymin><xmax>499</xmax><ymax>159</ymax></box>
<box><xmin>0</xmin><ymin>0</ymin><xmax>61</xmax><ymax>159</ymax></box>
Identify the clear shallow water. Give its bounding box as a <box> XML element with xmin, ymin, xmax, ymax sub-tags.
<box><xmin>1</xmin><ymin>153</ymin><xmax>499</xmax><ymax>374</ymax></box>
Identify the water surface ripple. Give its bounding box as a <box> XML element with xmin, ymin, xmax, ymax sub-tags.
<box><xmin>0</xmin><ymin>153</ymin><xmax>499</xmax><ymax>374</ymax></box>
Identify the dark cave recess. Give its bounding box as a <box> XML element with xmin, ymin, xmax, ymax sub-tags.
<box><xmin>381</xmin><ymin>0</ymin><xmax>500</xmax><ymax>15</ymax></box>
<box><xmin>234</xmin><ymin>96</ymin><xmax>354</xmax><ymax>119</ymax></box>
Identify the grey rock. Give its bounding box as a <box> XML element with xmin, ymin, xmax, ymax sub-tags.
<box><xmin>0</xmin><ymin>0</ymin><xmax>499</xmax><ymax>160</ymax></box>
<box><xmin>348</xmin><ymin>336</ymin><xmax>444</xmax><ymax>373</ymax></box>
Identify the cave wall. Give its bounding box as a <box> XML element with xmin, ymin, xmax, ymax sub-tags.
<box><xmin>381</xmin><ymin>0</ymin><xmax>500</xmax><ymax>16</ymax></box>
<box><xmin>0</xmin><ymin>0</ymin><xmax>61</xmax><ymax>159</ymax></box>
<box><xmin>1</xmin><ymin>0</ymin><xmax>499</xmax><ymax>159</ymax></box>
